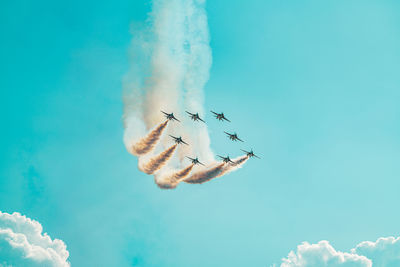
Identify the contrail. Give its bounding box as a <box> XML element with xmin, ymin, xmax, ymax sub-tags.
<box><xmin>185</xmin><ymin>156</ymin><xmax>249</xmax><ymax>184</ymax></box>
<box><xmin>139</xmin><ymin>144</ymin><xmax>178</xmax><ymax>175</ymax></box>
<box><xmin>131</xmin><ymin>120</ymin><xmax>168</xmax><ymax>155</ymax></box>
<box><xmin>155</xmin><ymin>163</ymin><xmax>195</xmax><ymax>189</ymax></box>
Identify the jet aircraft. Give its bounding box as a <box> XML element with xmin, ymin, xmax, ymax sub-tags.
<box><xmin>169</xmin><ymin>135</ymin><xmax>188</xmax><ymax>145</ymax></box>
<box><xmin>186</xmin><ymin>156</ymin><xmax>205</xmax><ymax>166</ymax></box>
<box><xmin>186</xmin><ymin>111</ymin><xmax>205</xmax><ymax>122</ymax></box>
<box><xmin>217</xmin><ymin>155</ymin><xmax>235</xmax><ymax>164</ymax></box>
<box><xmin>161</xmin><ymin>111</ymin><xmax>180</xmax><ymax>122</ymax></box>
<box><xmin>211</xmin><ymin>111</ymin><xmax>230</xmax><ymax>122</ymax></box>
<box><xmin>241</xmin><ymin>149</ymin><xmax>260</xmax><ymax>159</ymax></box>
<box><xmin>224</xmin><ymin>132</ymin><xmax>244</xmax><ymax>142</ymax></box>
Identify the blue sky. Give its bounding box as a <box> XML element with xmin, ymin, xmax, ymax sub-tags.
<box><xmin>1</xmin><ymin>0</ymin><xmax>400</xmax><ymax>266</ymax></box>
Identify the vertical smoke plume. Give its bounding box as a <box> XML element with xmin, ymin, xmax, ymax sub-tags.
<box><xmin>123</xmin><ymin>0</ymin><xmax>214</xmax><ymax>170</ymax></box>
<box><xmin>139</xmin><ymin>144</ymin><xmax>178</xmax><ymax>175</ymax></box>
<box><xmin>130</xmin><ymin>120</ymin><xmax>168</xmax><ymax>155</ymax></box>
<box><xmin>185</xmin><ymin>156</ymin><xmax>249</xmax><ymax>184</ymax></box>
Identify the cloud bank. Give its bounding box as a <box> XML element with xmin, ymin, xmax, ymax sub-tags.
<box><xmin>0</xmin><ymin>211</ymin><xmax>70</xmax><ymax>267</ymax></box>
<box><xmin>277</xmin><ymin>236</ymin><xmax>400</xmax><ymax>267</ymax></box>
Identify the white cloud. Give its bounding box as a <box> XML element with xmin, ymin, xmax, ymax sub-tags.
<box><xmin>278</xmin><ymin>236</ymin><xmax>400</xmax><ymax>267</ymax></box>
<box><xmin>279</xmin><ymin>240</ymin><xmax>371</xmax><ymax>267</ymax></box>
<box><xmin>0</xmin><ymin>211</ymin><xmax>70</xmax><ymax>267</ymax></box>
<box><xmin>352</xmin><ymin>236</ymin><xmax>400</xmax><ymax>267</ymax></box>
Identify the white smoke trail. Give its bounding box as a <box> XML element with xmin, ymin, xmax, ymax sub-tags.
<box><xmin>178</xmin><ymin>0</ymin><xmax>214</xmax><ymax>163</ymax></box>
<box><xmin>172</xmin><ymin>163</ymin><xmax>195</xmax><ymax>179</ymax></box>
<box><xmin>139</xmin><ymin>144</ymin><xmax>178</xmax><ymax>175</ymax></box>
<box><xmin>155</xmin><ymin>163</ymin><xmax>195</xmax><ymax>189</ymax></box>
<box><xmin>184</xmin><ymin>156</ymin><xmax>249</xmax><ymax>184</ymax></box>
<box><xmin>184</xmin><ymin>162</ymin><xmax>225</xmax><ymax>184</ymax></box>
<box><xmin>129</xmin><ymin>120</ymin><xmax>168</xmax><ymax>155</ymax></box>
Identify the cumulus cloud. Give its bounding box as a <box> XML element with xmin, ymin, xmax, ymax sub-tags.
<box><xmin>352</xmin><ymin>236</ymin><xmax>400</xmax><ymax>267</ymax></box>
<box><xmin>0</xmin><ymin>211</ymin><xmax>70</xmax><ymax>267</ymax></box>
<box><xmin>279</xmin><ymin>240</ymin><xmax>371</xmax><ymax>267</ymax></box>
<box><xmin>277</xmin><ymin>236</ymin><xmax>400</xmax><ymax>267</ymax></box>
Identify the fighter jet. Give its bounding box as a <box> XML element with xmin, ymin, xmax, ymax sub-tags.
<box><xmin>217</xmin><ymin>155</ymin><xmax>235</xmax><ymax>164</ymax></box>
<box><xmin>186</xmin><ymin>111</ymin><xmax>205</xmax><ymax>122</ymax></box>
<box><xmin>186</xmin><ymin>156</ymin><xmax>205</xmax><ymax>166</ymax></box>
<box><xmin>161</xmin><ymin>111</ymin><xmax>180</xmax><ymax>122</ymax></box>
<box><xmin>224</xmin><ymin>132</ymin><xmax>244</xmax><ymax>142</ymax></box>
<box><xmin>241</xmin><ymin>149</ymin><xmax>260</xmax><ymax>159</ymax></box>
<box><xmin>169</xmin><ymin>135</ymin><xmax>188</xmax><ymax>145</ymax></box>
<box><xmin>211</xmin><ymin>111</ymin><xmax>230</xmax><ymax>122</ymax></box>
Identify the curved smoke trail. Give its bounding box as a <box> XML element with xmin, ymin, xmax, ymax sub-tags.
<box><xmin>139</xmin><ymin>144</ymin><xmax>178</xmax><ymax>175</ymax></box>
<box><xmin>185</xmin><ymin>156</ymin><xmax>249</xmax><ymax>184</ymax></box>
<box><xmin>131</xmin><ymin>120</ymin><xmax>168</xmax><ymax>155</ymax></box>
<box><xmin>155</xmin><ymin>164</ymin><xmax>195</xmax><ymax>189</ymax></box>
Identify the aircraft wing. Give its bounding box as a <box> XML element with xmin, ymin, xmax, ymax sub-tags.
<box><xmin>161</xmin><ymin>110</ymin><xmax>169</xmax><ymax>116</ymax></box>
<box><xmin>224</xmin><ymin>131</ymin><xmax>231</xmax><ymax>136</ymax></box>
<box><xmin>237</xmin><ymin>137</ymin><xmax>244</xmax><ymax>142</ymax></box>
<box><xmin>186</xmin><ymin>156</ymin><xmax>195</xmax><ymax>161</ymax></box>
<box><xmin>186</xmin><ymin>111</ymin><xmax>194</xmax><ymax>116</ymax></box>
<box><xmin>211</xmin><ymin>111</ymin><xmax>219</xmax><ymax>116</ymax></box>
<box><xmin>172</xmin><ymin>117</ymin><xmax>180</xmax><ymax>122</ymax></box>
<box><xmin>217</xmin><ymin>155</ymin><xmax>224</xmax><ymax>159</ymax></box>
<box><xmin>254</xmin><ymin>154</ymin><xmax>261</xmax><ymax>159</ymax></box>
<box><xmin>181</xmin><ymin>140</ymin><xmax>189</xmax><ymax>145</ymax></box>
<box><xmin>198</xmin><ymin>117</ymin><xmax>205</xmax><ymax>123</ymax></box>
<box><xmin>241</xmin><ymin>149</ymin><xmax>249</xmax><ymax>154</ymax></box>
<box><xmin>198</xmin><ymin>161</ymin><xmax>205</xmax><ymax>166</ymax></box>
<box><xmin>223</xmin><ymin>117</ymin><xmax>231</xmax><ymax>122</ymax></box>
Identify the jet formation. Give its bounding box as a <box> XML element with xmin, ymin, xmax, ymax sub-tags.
<box><xmin>161</xmin><ymin>110</ymin><xmax>259</xmax><ymax>166</ymax></box>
